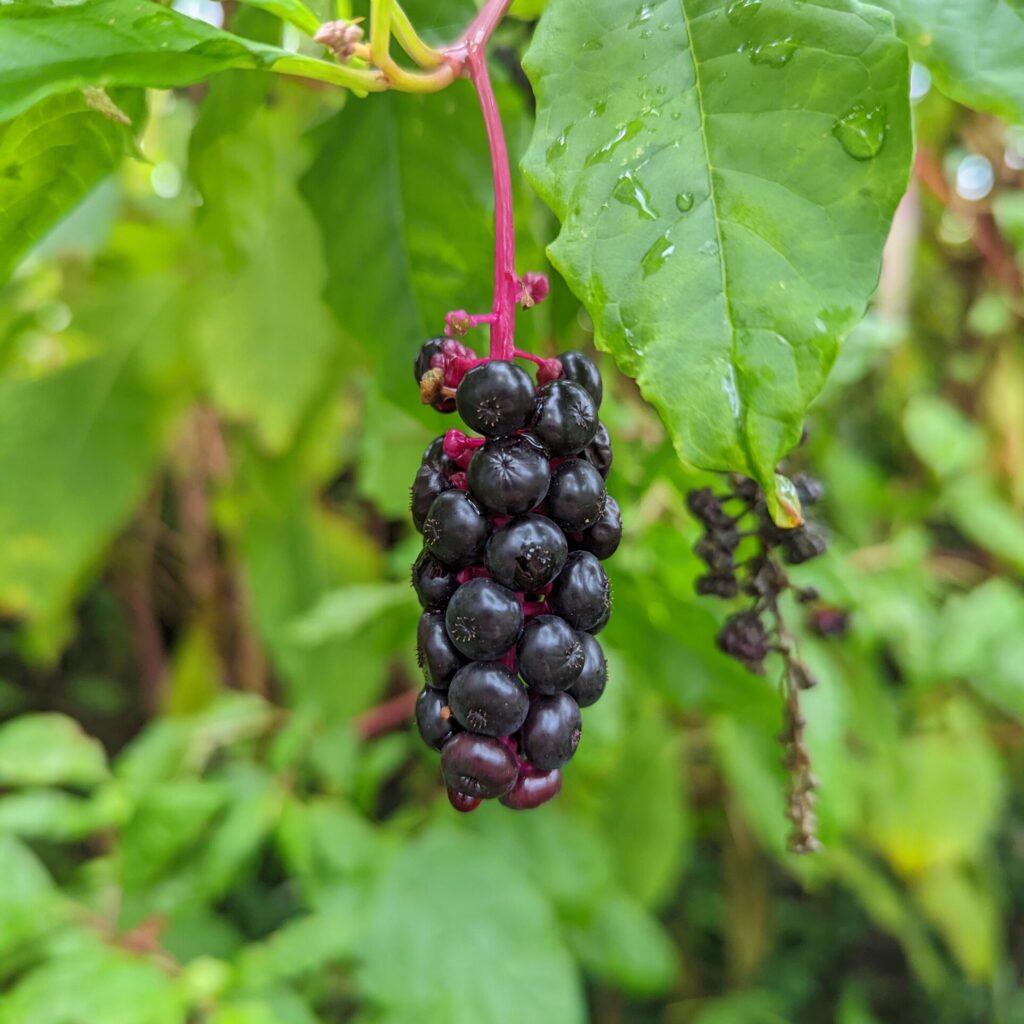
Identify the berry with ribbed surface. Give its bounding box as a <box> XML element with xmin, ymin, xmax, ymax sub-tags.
<box><xmin>409</xmin><ymin>343</ymin><xmax>618</xmax><ymax>812</ymax></box>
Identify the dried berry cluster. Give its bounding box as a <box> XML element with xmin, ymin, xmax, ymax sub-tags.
<box><xmin>411</xmin><ymin>338</ymin><xmax>619</xmax><ymax>812</ymax></box>
<box><xmin>688</xmin><ymin>472</ymin><xmax>842</xmax><ymax>853</ymax></box>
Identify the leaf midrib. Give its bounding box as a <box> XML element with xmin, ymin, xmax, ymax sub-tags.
<box><xmin>676</xmin><ymin>0</ymin><xmax>752</xmax><ymax>470</ymax></box>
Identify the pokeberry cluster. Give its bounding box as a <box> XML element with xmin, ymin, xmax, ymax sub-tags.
<box><xmin>411</xmin><ymin>339</ymin><xmax>619</xmax><ymax>812</ymax></box>
<box><xmin>688</xmin><ymin>471</ymin><xmax>838</xmax><ymax>853</ymax></box>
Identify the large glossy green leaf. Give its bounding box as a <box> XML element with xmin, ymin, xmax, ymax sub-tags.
<box><xmin>523</xmin><ymin>0</ymin><xmax>912</xmax><ymax>515</ymax></box>
<box><xmin>0</xmin><ymin>90</ymin><xmax>142</xmax><ymax>283</ymax></box>
<box><xmin>0</xmin><ymin>0</ymin><xmax>368</xmax><ymax>123</ymax></box>
<box><xmin>877</xmin><ymin>0</ymin><xmax>1024</xmax><ymax>122</ymax></box>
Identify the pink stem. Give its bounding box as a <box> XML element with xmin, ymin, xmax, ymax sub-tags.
<box><xmin>466</xmin><ymin>48</ymin><xmax>517</xmax><ymax>361</ymax></box>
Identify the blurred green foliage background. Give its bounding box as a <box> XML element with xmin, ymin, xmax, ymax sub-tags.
<box><xmin>2</xmin><ymin>3</ymin><xmax>1024</xmax><ymax>1023</ymax></box>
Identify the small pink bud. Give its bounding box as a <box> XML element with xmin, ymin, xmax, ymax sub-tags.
<box><xmin>445</xmin><ymin>310</ymin><xmax>473</xmax><ymax>337</ymax></box>
<box><xmin>518</xmin><ymin>272</ymin><xmax>550</xmax><ymax>309</ymax></box>
<box><xmin>314</xmin><ymin>18</ymin><xmax>365</xmax><ymax>62</ymax></box>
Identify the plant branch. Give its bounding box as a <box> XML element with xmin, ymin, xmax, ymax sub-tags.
<box><xmin>356</xmin><ymin>689</ymin><xmax>418</xmax><ymax>739</ymax></box>
<box><xmin>392</xmin><ymin>2</ymin><xmax>444</xmax><ymax>68</ymax></box>
<box><xmin>467</xmin><ymin>47</ymin><xmax>517</xmax><ymax>360</ymax></box>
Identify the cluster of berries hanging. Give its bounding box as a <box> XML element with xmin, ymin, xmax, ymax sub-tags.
<box><xmin>688</xmin><ymin>471</ymin><xmax>840</xmax><ymax>853</ymax></box>
<box><xmin>411</xmin><ymin>333</ymin><xmax>619</xmax><ymax>812</ymax></box>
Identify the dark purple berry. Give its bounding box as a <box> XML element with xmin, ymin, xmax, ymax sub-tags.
<box><xmin>447</xmin><ymin>788</ymin><xmax>481</xmax><ymax>813</ymax></box>
<box><xmin>517</xmin><ymin>615</ymin><xmax>584</xmax><ymax>694</ymax></box>
<box><xmin>423</xmin><ymin>490</ymin><xmax>488</xmax><ymax>567</ymax></box>
<box><xmin>557</xmin><ymin>351</ymin><xmax>603</xmax><ymax>407</ymax></box>
<box><xmin>416</xmin><ymin>687</ymin><xmax>456</xmax><ymax>750</ymax></box>
<box><xmin>445</xmin><ymin>578</ymin><xmax>524</xmax><ymax>660</ymax></box>
<box><xmin>687</xmin><ymin>488</ymin><xmax>733</xmax><ymax>530</ymax></box>
<box><xmin>417</xmin><ymin>611</ymin><xmax>464</xmax><ymax>688</ymax></box>
<box><xmin>548</xmin><ymin>551</ymin><xmax>611</xmax><ymax>633</ymax></box>
<box><xmin>485</xmin><ymin>514</ymin><xmax>567</xmax><ymax>592</ymax></box>
<box><xmin>448</xmin><ymin>661</ymin><xmax>529</xmax><ymax>736</ymax></box>
<box><xmin>717</xmin><ymin>611</ymin><xmax>770</xmax><ymax>668</ymax></box>
<box><xmin>576</xmin><ymin>495</ymin><xmax>621</xmax><ymax>560</ymax></box>
<box><xmin>782</xmin><ymin>523</ymin><xmax>828</xmax><ymax>565</ymax></box>
<box><xmin>411</xmin><ymin>464</ymin><xmax>452</xmax><ymax>533</ymax></box>
<box><xmin>411</xmin><ymin>550</ymin><xmax>459</xmax><ymax>611</ymax></box>
<box><xmin>456</xmin><ymin>360</ymin><xmax>535</xmax><ymax>437</ymax></box>
<box><xmin>807</xmin><ymin>606</ymin><xmax>849</xmax><ymax>637</ymax></box>
<box><xmin>520</xmin><ymin>693</ymin><xmax>582</xmax><ymax>770</ymax></box>
<box><xmin>467</xmin><ymin>435</ymin><xmax>550</xmax><ymax>516</ymax></box>
<box><xmin>500</xmin><ymin>768</ymin><xmax>563</xmax><ymax>810</ymax></box>
<box><xmin>792</xmin><ymin>473</ymin><xmax>824</xmax><ymax>506</ymax></box>
<box><xmin>441</xmin><ymin>732</ymin><xmax>519</xmax><ymax>799</ymax></box>
<box><xmin>547</xmin><ymin>459</ymin><xmax>606</xmax><ymax>532</ymax></box>
<box><xmin>567</xmin><ymin>633</ymin><xmax>607</xmax><ymax>707</ymax></box>
<box><xmin>583</xmin><ymin>421</ymin><xmax>613</xmax><ymax>478</ymax></box>
<box><xmin>423</xmin><ymin>435</ymin><xmax>457</xmax><ymax>473</ymax></box>
<box><xmin>696</xmin><ymin>574</ymin><xmax>739</xmax><ymax>598</ymax></box>
<box><xmin>529</xmin><ymin>380</ymin><xmax>599</xmax><ymax>456</ymax></box>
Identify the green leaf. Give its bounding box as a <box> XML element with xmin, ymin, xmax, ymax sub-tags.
<box><xmin>523</xmin><ymin>0</ymin><xmax>912</xmax><ymax>510</ymax></box>
<box><xmin>0</xmin><ymin>265</ymin><xmax>192</xmax><ymax>638</ymax></box>
<box><xmin>913</xmin><ymin>864</ymin><xmax>1000</xmax><ymax>980</ymax></box>
<box><xmin>937</xmin><ymin>579</ymin><xmax>1024</xmax><ymax>720</ymax></box>
<box><xmin>0</xmin><ymin>90</ymin><xmax>141</xmax><ymax>283</ymax></box>
<box><xmin>0</xmin><ymin>785</ymin><xmax>126</xmax><ymax>840</ymax></box>
<box><xmin>567</xmin><ymin>894</ymin><xmax>678</xmax><ymax>996</ymax></box>
<box><xmin>0</xmin><ymin>0</ymin><xmax>372</xmax><ymax>123</ymax></box>
<box><xmin>903</xmin><ymin>394</ymin><xmax>987</xmax><ymax>479</ymax></box>
<box><xmin>357</xmin><ymin>824</ymin><xmax>584</xmax><ymax>1024</ymax></box>
<box><xmin>0</xmin><ymin>835</ymin><xmax>70</xmax><ymax>967</ymax></box>
<box><xmin>195</xmin><ymin>158</ymin><xmax>344</xmax><ymax>452</ymax></box>
<box><xmin>945</xmin><ymin>474</ymin><xmax>1024</xmax><ymax>573</ymax></box>
<box><xmin>234</xmin><ymin>0</ymin><xmax>321</xmax><ymax>35</ymax></box>
<box><xmin>287</xmin><ymin>582</ymin><xmax>417</xmax><ymax>646</ymax></box>
<box><xmin>0</xmin><ymin>713</ymin><xmax>108</xmax><ymax>787</ymax></box>
<box><xmin>1</xmin><ymin>931</ymin><xmax>189</xmax><ymax>1024</ymax></box>
<box><xmin>876</xmin><ymin>0</ymin><xmax>1024</xmax><ymax>122</ymax></box>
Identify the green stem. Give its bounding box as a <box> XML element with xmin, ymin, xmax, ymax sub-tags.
<box><xmin>392</xmin><ymin>2</ymin><xmax>444</xmax><ymax>68</ymax></box>
<box><xmin>369</xmin><ymin>0</ymin><xmax>393</xmax><ymax>69</ymax></box>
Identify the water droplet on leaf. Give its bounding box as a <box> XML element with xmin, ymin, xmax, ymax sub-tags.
<box><xmin>629</xmin><ymin>4</ymin><xmax>653</xmax><ymax>27</ymax></box>
<box><xmin>726</xmin><ymin>0</ymin><xmax>762</xmax><ymax>27</ymax></box>
<box><xmin>585</xmin><ymin>120</ymin><xmax>645</xmax><ymax>167</ymax></box>
<box><xmin>613</xmin><ymin>172</ymin><xmax>658</xmax><ymax>220</ymax></box>
<box><xmin>642</xmin><ymin>232</ymin><xmax>676</xmax><ymax>277</ymax></box>
<box><xmin>676</xmin><ymin>191</ymin><xmax>695</xmax><ymax>212</ymax></box>
<box><xmin>832</xmin><ymin>104</ymin><xmax>887</xmax><ymax>160</ymax></box>
<box><xmin>582</xmin><ymin>38</ymin><xmax>604</xmax><ymax>51</ymax></box>
<box><xmin>698</xmin><ymin>239</ymin><xmax>719</xmax><ymax>257</ymax></box>
<box><xmin>547</xmin><ymin>127</ymin><xmax>572</xmax><ymax>162</ymax></box>
<box><xmin>745</xmin><ymin>36</ymin><xmax>796</xmax><ymax>67</ymax></box>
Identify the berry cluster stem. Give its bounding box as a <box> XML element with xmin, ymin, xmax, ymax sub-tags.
<box><xmin>467</xmin><ymin>47</ymin><xmax>517</xmax><ymax>361</ymax></box>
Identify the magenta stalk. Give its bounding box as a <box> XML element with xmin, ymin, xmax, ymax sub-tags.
<box><xmin>466</xmin><ymin>47</ymin><xmax>518</xmax><ymax>362</ymax></box>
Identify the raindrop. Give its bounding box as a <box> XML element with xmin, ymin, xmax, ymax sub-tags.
<box><xmin>745</xmin><ymin>36</ymin><xmax>796</xmax><ymax>67</ymax></box>
<box><xmin>642</xmin><ymin>232</ymin><xmax>676</xmax><ymax>277</ymax></box>
<box><xmin>726</xmin><ymin>0</ymin><xmax>761</xmax><ymax>27</ymax></box>
<box><xmin>629</xmin><ymin>4</ymin><xmax>653</xmax><ymax>28</ymax></box>
<box><xmin>831</xmin><ymin>103</ymin><xmax>887</xmax><ymax>160</ymax></box>
<box><xmin>584</xmin><ymin>120</ymin><xmax>645</xmax><ymax>167</ymax></box>
<box><xmin>547</xmin><ymin>127</ymin><xmax>571</xmax><ymax>162</ymax></box>
<box><xmin>721</xmin><ymin>366</ymin><xmax>741</xmax><ymax>418</ymax></box>
<box><xmin>698</xmin><ymin>239</ymin><xmax>719</xmax><ymax>257</ymax></box>
<box><xmin>640</xmin><ymin>28</ymin><xmax>653</xmax><ymax>39</ymax></box>
<box><xmin>582</xmin><ymin>38</ymin><xmax>604</xmax><ymax>51</ymax></box>
<box><xmin>676</xmin><ymin>191</ymin><xmax>695</xmax><ymax>212</ymax></box>
<box><xmin>955</xmin><ymin>154</ymin><xmax>994</xmax><ymax>201</ymax></box>
<box><xmin>613</xmin><ymin>172</ymin><xmax>658</xmax><ymax>220</ymax></box>
<box><xmin>909</xmin><ymin>62</ymin><xmax>931</xmax><ymax>101</ymax></box>
<box><xmin>592</xmin><ymin>100</ymin><xmax>608</xmax><ymax>117</ymax></box>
